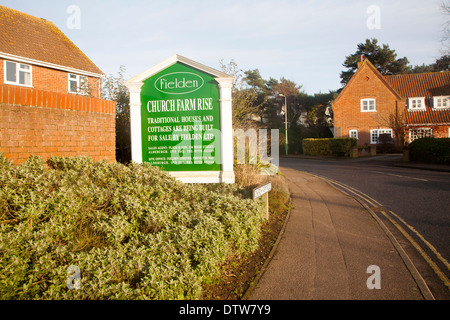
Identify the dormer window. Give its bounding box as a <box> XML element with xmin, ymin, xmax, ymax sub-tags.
<box><xmin>408</xmin><ymin>97</ymin><xmax>426</xmax><ymax>111</ymax></box>
<box><xmin>433</xmin><ymin>96</ymin><xmax>449</xmax><ymax>109</ymax></box>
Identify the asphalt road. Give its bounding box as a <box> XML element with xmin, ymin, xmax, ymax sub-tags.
<box><xmin>280</xmin><ymin>154</ymin><xmax>450</xmax><ymax>298</ymax></box>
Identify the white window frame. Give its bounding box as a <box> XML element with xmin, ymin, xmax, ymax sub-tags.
<box><xmin>349</xmin><ymin>130</ymin><xmax>358</xmax><ymax>139</ymax></box>
<box><xmin>68</xmin><ymin>73</ymin><xmax>88</xmax><ymax>94</ymax></box>
<box><xmin>409</xmin><ymin>128</ymin><xmax>433</xmax><ymax>142</ymax></box>
<box><xmin>433</xmin><ymin>96</ymin><xmax>450</xmax><ymax>109</ymax></box>
<box><xmin>361</xmin><ymin>98</ymin><xmax>376</xmax><ymax>112</ymax></box>
<box><xmin>370</xmin><ymin>129</ymin><xmax>393</xmax><ymax>144</ymax></box>
<box><xmin>4</xmin><ymin>60</ymin><xmax>32</xmax><ymax>87</ymax></box>
<box><xmin>408</xmin><ymin>97</ymin><xmax>426</xmax><ymax>111</ymax></box>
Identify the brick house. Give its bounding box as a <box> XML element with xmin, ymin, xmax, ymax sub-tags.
<box><xmin>332</xmin><ymin>58</ymin><xmax>450</xmax><ymax>147</ymax></box>
<box><xmin>0</xmin><ymin>5</ymin><xmax>116</xmax><ymax>164</ymax></box>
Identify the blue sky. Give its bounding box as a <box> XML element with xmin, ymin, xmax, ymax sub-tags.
<box><xmin>2</xmin><ymin>0</ymin><xmax>447</xmax><ymax>94</ymax></box>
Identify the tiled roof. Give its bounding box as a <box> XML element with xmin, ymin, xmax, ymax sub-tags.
<box><xmin>384</xmin><ymin>72</ymin><xmax>450</xmax><ymax>98</ymax></box>
<box><xmin>0</xmin><ymin>5</ymin><xmax>103</xmax><ymax>75</ymax></box>
<box><xmin>404</xmin><ymin>108</ymin><xmax>450</xmax><ymax>125</ymax></box>
<box><xmin>382</xmin><ymin>71</ymin><xmax>450</xmax><ymax>126</ymax></box>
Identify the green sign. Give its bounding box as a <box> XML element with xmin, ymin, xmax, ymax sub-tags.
<box><xmin>140</xmin><ymin>62</ymin><xmax>221</xmax><ymax>171</ymax></box>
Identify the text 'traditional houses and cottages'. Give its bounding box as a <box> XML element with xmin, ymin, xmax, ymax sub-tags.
<box><xmin>0</xmin><ymin>5</ymin><xmax>116</xmax><ymax>163</ymax></box>
<box><xmin>332</xmin><ymin>58</ymin><xmax>450</xmax><ymax>147</ymax></box>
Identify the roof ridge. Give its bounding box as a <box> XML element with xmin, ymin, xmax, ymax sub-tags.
<box><xmin>384</xmin><ymin>69</ymin><xmax>450</xmax><ymax>98</ymax></box>
<box><xmin>384</xmin><ymin>70</ymin><xmax>450</xmax><ymax>78</ymax></box>
<box><xmin>0</xmin><ymin>5</ymin><xmax>49</xmax><ymax>24</ymax></box>
<box><xmin>332</xmin><ymin>58</ymin><xmax>402</xmax><ymax>106</ymax></box>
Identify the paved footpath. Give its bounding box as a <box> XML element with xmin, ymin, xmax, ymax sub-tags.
<box><xmin>247</xmin><ymin>167</ymin><xmax>425</xmax><ymax>300</ymax></box>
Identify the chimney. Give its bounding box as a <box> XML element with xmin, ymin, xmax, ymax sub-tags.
<box><xmin>357</xmin><ymin>55</ymin><xmax>364</xmax><ymax>68</ymax></box>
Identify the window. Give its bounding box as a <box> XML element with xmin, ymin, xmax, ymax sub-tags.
<box><xmin>349</xmin><ymin>130</ymin><xmax>358</xmax><ymax>139</ymax></box>
<box><xmin>370</xmin><ymin>129</ymin><xmax>393</xmax><ymax>144</ymax></box>
<box><xmin>361</xmin><ymin>99</ymin><xmax>376</xmax><ymax>112</ymax></box>
<box><xmin>408</xmin><ymin>97</ymin><xmax>426</xmax><ymax>111</ymax></box>
<box><xmin>68</xmin><ymin>73</ymin><xmax>88</xmax><ymax>94</ymax></box>
<box><xmin>433</xmin><ymin>96</ymin><xmax>450</xmax><ymax>109</ymax></box>
<box><xmin>4</xmin><ymin>60</ymin><xmax>32</xmax><ymax>86</ymax></box>
<box><xmin>409</xmin><ymin>128</ymin><xmax>433</xmax><ymax>142</ymax></box>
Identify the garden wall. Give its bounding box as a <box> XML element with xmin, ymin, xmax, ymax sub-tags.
<box><xmin>0</xmin><ymin>84</ymin><xmax>116</xmax><ymax>164</ymax></box>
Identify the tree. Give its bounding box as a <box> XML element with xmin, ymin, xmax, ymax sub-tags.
<box><xmin>434</xmin><ymin>54</ymin><xmax>450</xmax><ymax>70</ymax></box>
<box><xmin>102</xmin><ymin>66</ymin><xmax>131</xmax><ymax>163</ymax></box>
<box><xmin>230</xmin><ymin>88</ymin><xmax>260</xmax><ymax>129</ymax></box>
<box><xmin>243</xmin><ymin>69</ymin><xmax>274</xmax><ymax>125</ymax></box>
<box><xmin>219</xmin><ymin>59</ymin><xmax>244</xmax><ymax>90</ymax></box>
<box><xmin>340</xmin><ymin>38</ymin><xmax>410</xmax><ymax>86</ymax></box>
<box><xmin>269</xmin><ymin>77</ymin><xmax>304</xmax><ymax>128</ymax></box>
<box><xmin>372</xmin><ymin>102</ymin><xmax>406</xmax><ymax>149</ymax></box>
<box><xmin>410</xmin><ymin>54</ymin><xmax>450</xmax><ymax>73</ymax></box>
<box><xmin>219</xmin><ymin>60</ymin><xmax>263</xmax><ymax>129</ymax></box>
<box><xmin>219</xmin><ymin>59</ymin><xmax>336</xmax><ymax>154</ymax></box>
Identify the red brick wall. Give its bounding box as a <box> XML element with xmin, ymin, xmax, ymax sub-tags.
<box><xmin>433</xmin><ymin>126</ymin><xmax>450</xmax><ymax>138</ymax></box>
<box><xmin>405</xmin><ymin>125</ymin><xmax>450</xmax><ymax>143</ymax></box>
<box><xmin>0</xmin><ymin>58</ymin><xmax>101</xmax><ymax>98</ymax></box>
<box><xmin>0</xmin><ymin>84</ymin><xmax>116</xmax><ymax>164</ymax></box>
<box><xmin>332</xmin><ymin>62</ymin><xmax>401</xmax><ymax>146</ymax></box>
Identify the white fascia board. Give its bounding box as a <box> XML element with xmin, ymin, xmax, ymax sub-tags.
<box><xmin>125</xmin><ymin>54</ymin><xmax>233</xmax><ymax>84</ymax></box>
<box><xmin>0</xmin><ymin>52</ymin><xmax>103</xmax><ymax>78</ymax></box>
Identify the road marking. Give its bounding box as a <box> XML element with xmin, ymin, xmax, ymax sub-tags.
<box><xmin>310</xmin><ymin>172</ymin><xmax>449</xmax><ymax>293</ymax></box>
<box><xmin>388</xmin><ymin>210</ymin><xmax>450</xmax><ymax>272</ymax></box>
<box><xmin>370</xmin><ymin>171</ymin><xmax>429</xmax><ymax>182</ymax></box>
<box><xmin>380</xmin><ymin>210</ymin><xmax>450</xmax><ymax>291</ymax></box>
<box><xmin>326</xmin><ymin>178</ymin><xmax>382</xmax><ymax>207</ymax></box>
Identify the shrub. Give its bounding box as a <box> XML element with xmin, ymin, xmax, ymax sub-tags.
<box><xmin>302</xmin><ymin>138</ymin><xmax>357</xmax><ymax>157</ymax></box>
<box><xmin>409</xmin><ymin>138</ymin><xmax>450</xmax><ymax>164</ymax></box>
<box><xmin>233</xmin><ymin>163</ymin><xmax>290</xmax><ymax>215</ymax></box>
<box><xmin>267</xmin><ymin>173</ymin><xmax>290</xmax><ymax>215</ymax></box>
<box><xmin>0</xmin><ymin>155</ymin><xmax>266</xmax><ymax>299</ymax></box>
<box><xmin>234</xmin><ymin>164</ymin><xmax>264</xmax><ymax>189</ymax></box>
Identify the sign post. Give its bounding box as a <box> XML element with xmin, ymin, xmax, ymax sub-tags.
<box><xmin>125</xmin><ymin>55</ymin><xmax>235</xmax><ymax>183</ymax></box>
<box><xmin>253</xmin><ymin>182</ymin><xmax>272</xmax><ymax>220</ymax></box>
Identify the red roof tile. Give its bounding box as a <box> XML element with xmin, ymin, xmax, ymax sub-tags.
<box><xmin>384</xmin><ymin>72</ymin><xmax>450</xmax><ymax>98</ymax></box>
<box><xmin>404</xmin><ymin>108</ymin><xmax>450</xmax><ymax>125</ymax></box>
<box><xmin>0</xmin><ymin>5</ymin><xmax>103</xmax><ymax>75</ymax></box>
<box><xmin>383</xmin><ymin>71</ymin><xmax>450</xmax><ymax>126</ymax></box>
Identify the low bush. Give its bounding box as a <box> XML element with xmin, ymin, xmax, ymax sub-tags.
<box><xmin>0</xmin><ymin>155</ymin><xmax>266</xmax><ymax>299</ymax></box>
<box><xmin>302</xmin><ymin>138</ymin><xmax>357</xmax><ymax>157</ymax></box>
<box><xmin>409</xmin><ymin>138</ymin><xmax>450</xmax><ymax>164</ymax></box>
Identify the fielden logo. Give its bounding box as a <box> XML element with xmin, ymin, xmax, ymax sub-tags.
<box><xmin>155</xmin><ymin>72</ymin><xmax>204</xmax><ymax>95</ymax></box>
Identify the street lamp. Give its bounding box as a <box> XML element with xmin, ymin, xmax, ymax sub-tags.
<box><xmin>279</xmin><ymin>93</ymin><xmax>288</xmax><ymax>155</ymax></box>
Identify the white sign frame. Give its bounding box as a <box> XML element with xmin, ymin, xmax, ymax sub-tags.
<box><xmin>125</xmin><ymin>54</ymin><xmax>235</xmax><ymax>183</ymax></box>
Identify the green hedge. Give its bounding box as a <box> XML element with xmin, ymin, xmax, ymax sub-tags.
<box><xmin>302</xmin><ymin>138</ymin><xmax>357</xmax><ymax>157</ymax></box>
<box><xmin>0</xmin><ymin>155</ymin><xmax>265</xmax><ymax>299</ymax></box>
<box><xmin>409</xmin><ymin>138</ymin><xmax>450</xmax><ymax>164</ymax></box>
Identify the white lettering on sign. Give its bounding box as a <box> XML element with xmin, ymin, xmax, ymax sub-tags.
<box><xmin>159</xmin><ymin>78</ymin><xmax>198</xmax><ymax>89</ymax></box>
<box><xmin>253</xmin><ymin>183</ymin><xmax>272</xmax><ymax>199</ymax></box>
<box><xmin>154</xmin><ymin>72</ymin><xmax>204</xmax><ymax>95</ymax></box>
<box><xmin>147</xmin><ymin>98</ymin><xmax>213</xmax><ymax>113</ymax></box>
